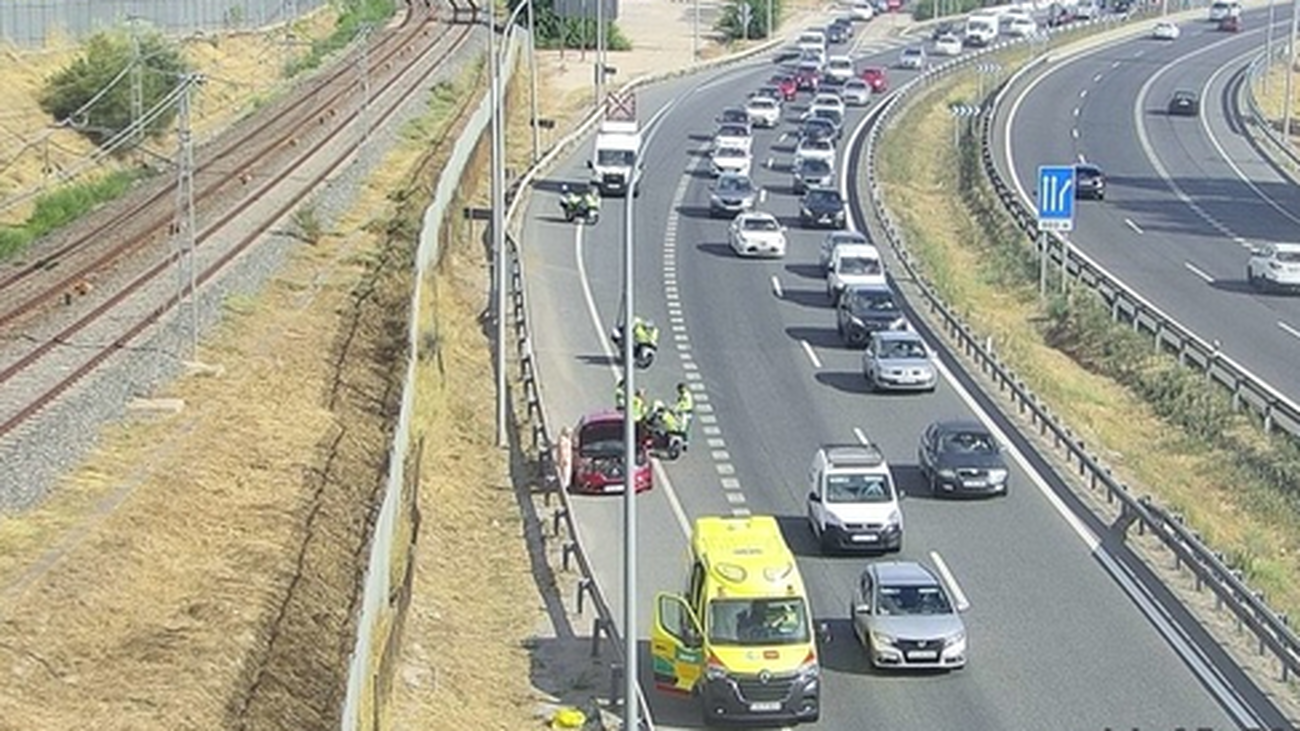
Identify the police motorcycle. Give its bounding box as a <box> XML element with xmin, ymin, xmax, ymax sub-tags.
<box><xmin>610</xmin><ymin>316</ymin><xmax>659</xmax><ymax>369</ymax></box>
<box><xmin>641</xmin><ymin>402</ymin><xmax>686</xmax><ymax>460</ymax></box>
<box><xmin>559</xmin><ymin>184</ymin><xmax>600</xmax><ymax>225</ymax></box>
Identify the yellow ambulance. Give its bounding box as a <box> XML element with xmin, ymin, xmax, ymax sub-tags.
<box><xmin>651</xmin><ymin>515</ymin><xmax>820</xmax><ymax>724</ymax></box>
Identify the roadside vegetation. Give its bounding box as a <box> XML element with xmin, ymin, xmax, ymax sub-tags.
<box><xmin>286</xmin><ymin>0</ymin><xmax>399</xmax><ymax>76</ymax></box>
<box><xmin>0</xmin><ymin>169</ymin><xmax>143</xmax><ymax>259</ymax></box>
<box><xmin>520</xmin><ymin>0</ymin><xmax>632</xmax><ymax>51</ymax></box>
<box><xmin>877</xmin><ymin>59</ymin><xmax>1300</xmax><ymax>621</ymax></box>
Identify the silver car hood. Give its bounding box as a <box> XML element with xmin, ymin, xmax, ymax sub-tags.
<box><xmin>867</xmin><ymin>612</ymin><xmax>964</xmax><ymax>640</ymax></box>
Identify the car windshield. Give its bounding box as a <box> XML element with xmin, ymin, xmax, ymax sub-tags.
<box><xmin>803</xmin><ymin>140</ymin><xmax>833</xmax><ymax>153</ymax></box>
<box><xmin>578</xmin><ymin>422</ymin><xmax>623</xmax><ymax>456</ymax></box>
<box><xmin>717</xmin><ymin>176</ymin><xmax>754</xmax><ymax>193</ymax></box>
<box><xmin>826</xmin><ymin>472</ymin><xmax>892</xmax><ymax>503</ymax></box>
<box><xmin>877</xmin><ymin>583</ymin><xmax>953</xmax><ymax>616</ymax></box>
<box><xmin>743</xmin><ymin>216</ymin><xmax>780</xmax><ymax>232</ymax></box>
<box><xmin>845</xmin><ymin>81</ymin><xmax>868</xmax><ymax>90</ymax></box>
<box><xmin>809</xmin><ymin>189</ymin><xmax>843</xmax><ymax>207</ymax></box>
<box><xmin>749</xmin><ymin>98</ymin><xmax>776</xmax><ymax>109</ymax></box>
<box><xmin>718</xmin><ymin>125</ymin><xmax>749</xmax><ymax>138</ymax></box>
<box><xmin>597</xmin><ymin>149</ymin><xmax>635</xmax><ymax>167</ymax></box>
<box><xmin>798</xmin><ymin>159</ymin><xmax>832</xmax><ymax>175</ymax></box>
<box><xmin>813</xmin><ymin>109</ymin><xmax>843</xmax><ymax>124</ymax></box>
<box><xmin>940</xmin><ymin>430</ymin><xmax>997</xmax><ymax>454</ymax></box>
<box><xmin>1276</xmin><ymin>251</ymin><xmax>1300</xmax><ymax>263</ymax></box>
<box><xmin>849</xmin><ymin>289</ymin><xmax>896</xmax><ymax>312</ymax></box>
<box><xmin>830</xmin><ymin>59</ymin><xmax>852</xmax><ymax>69</ymax></box>
<box><xmin>798</xmin><ymin>64</ymin><xmax>820</xmax><ymax>75</ymax></box>
<box><xmin>903</xmin><ymin>48</ymin><xmax>923</xmax><ymax>57</ymax></box>
<box><xmin>838</xmin><ymin>256</ymin><xmax>879</xmax><ymax>275</ymax></box>
<box><xmin>709</xmin><ymin>597</ymin><xmax>811</xmax><ymax>645</ymax></box>
<box><xmin>716</xmin><ymin>147</ymin><xmax>745</xmax><ymax>159</ymax></box>
<box><xmin>881</xmin><ymin>338</ymin><xmax>927</xmax><ymax>359</ymax></box>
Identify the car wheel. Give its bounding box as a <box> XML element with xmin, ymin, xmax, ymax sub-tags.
<box><xmin>819</xmin><ymin>529</ymin><xmax>835</xmax><ymax>554</ymax></box>
<box><xmin>863</xmin><ymin>371</ymin><xmax>876</xmax><ymax>391</ymax></box>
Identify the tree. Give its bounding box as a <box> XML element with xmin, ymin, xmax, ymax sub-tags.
<box><xmin>39</xmin><ymin>30</ymin><xmax>192</xmax><ymax>150</ymax></box>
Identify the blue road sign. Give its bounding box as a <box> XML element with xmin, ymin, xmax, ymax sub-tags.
<box><xmin>1037</xmin><ymin>165</ymin><xmax>1076</xmax><ymax>232</ymax></box>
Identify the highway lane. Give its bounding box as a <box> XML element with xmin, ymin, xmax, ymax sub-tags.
<box><xmin>1003</xmin><ymin>6</ymin><xmax>1300</xmax><ymax>402</ymax></box>
<box><xmin>522</xmin><ymin>32</ymin><xmax>1256</xmax><ymax>729</ymax></box>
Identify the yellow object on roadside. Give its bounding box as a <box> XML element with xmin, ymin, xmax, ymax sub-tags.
<box><xmin>551</xmin><ymin>706</ymin><xmax>586</xmax><ymax>729</ymax></box>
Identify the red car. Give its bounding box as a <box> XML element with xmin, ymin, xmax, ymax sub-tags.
<box><xmin>886</xmin><ymin>0</ymin><xmax>903</xmax><ymax>10</ymax></box>
<box><xmin>770</xmin><ymin>73</ymin><xmax>798</xmax><ymax>101</ymax></box>
<box><xmin>1218</xmin><ymin>14</ymin><xmax>1241</xmax><ymax>31</ymax></box>
<box><xmin>794</xmin><ymin>64</ymin><xmax>821</xmax><ymax>92</ymax></box>
<box><xmin>569</xmin><ymin>410</ymin><xmax>653</xmax><ymax>494</ymax></box>
<box><xmin>860</xmin><ymin>67</ymin><xmax>888</xmax><ymax>93</ymax></box>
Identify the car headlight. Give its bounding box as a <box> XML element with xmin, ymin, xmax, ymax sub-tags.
<box><xmin>823</xmin><ymin>510</ymin><xmax>845</xmax><ymax>527</ymax></box>
<box><xmin>944</xmin><ymin>631</ymin><xmax>966</xmax><ymax>647</ymax></box>
<box><xmin>886</xmin><ymin>509</ymin><xmax>902</xmax><ymax>526</ymax></box>
<box><xmin>795</xmin><ymin>659</ymin><xmax>820</xmax><ymax>681</ymax></box>
<box><xmin>870</xmin><ymin>631</ymin><xmax>896</xmax><ymax>647</ymax></box>
<box><xmin>937</xmin><ymin>469</ymin><xmax>957</xmax><ymax>480</ymax></box>
<box><xmin>705</xmin><ymin>660</ymin><xmax>729</xmax><ymax>681</ymax></box>
<box><xmin>884</xmin><ymin>368</ymin><xmax>904</xmax><ymax>377</ymax></box>
<box><xmin>889</xmin><ymin>317</ymin><xmax>907</xmax><ymax>330</ymax></box>
<box><xmin>988</xmin><ymin>468</ymin><xmax>1009</xmax><ymax>483</ymax></box>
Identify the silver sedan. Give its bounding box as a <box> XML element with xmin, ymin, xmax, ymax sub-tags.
<box><xmin>852</xmin><ymin>561</ymin><xmax>967</xmax><ymax>670</ymax></box>
<box><xmin>862</xmin><ymin>330</ymin><xmax>937</xmax><ymax>392</ymax></box>
<box><xmin>729</xmin><ymin>212</ymin><xmax>788</xmax><ymax>258</ymax></box>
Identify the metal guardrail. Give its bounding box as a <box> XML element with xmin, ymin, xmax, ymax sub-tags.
<box><xmin>1242</xmin><ymin>47</ymin><xmax>1300</xmax><ymax>174</ymax></box>
<box><xmin>983</xmin><ymin>40</ymin><xmax>1300</xmax><ymax>439</ymax></box>
<box><xmin>856</xmin><ymin>17</ymin><xmax>1300</xmax><ymax>687</ymax></box>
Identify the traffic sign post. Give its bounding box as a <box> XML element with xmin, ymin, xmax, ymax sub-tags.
<box><xmin>948</xmin><ymin>103</ymin><xmax>979</xmax><ymax>147</ymax></box>
<box><xmin>1036</xmin><ymin>164</ymin><xmax>1076</xmax><ymax>298</ymax></box>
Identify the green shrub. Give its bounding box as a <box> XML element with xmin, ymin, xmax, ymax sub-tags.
<box><xmin>287</xmin><ymin>0</ymin><xmax>398</xmax><ymax>76</ymax></box>
<box><xmin>0</xmin><ymin>169</ymin><xmax>145</xmax><ymax>261</ymax></box>
<box><xmin>715</xmin><ymin>0</ymin><xmax>784</xmax><ymax>41</ymax></box>
<box><xmin>39</xmin><ymin>31</ymin><xmax>191</xmax><ymax>149</ymax></box>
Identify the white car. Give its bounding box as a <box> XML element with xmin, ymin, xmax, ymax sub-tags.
<box><xmin>840</xmin><ymin>79</ymin><xmax>872</xmax><ymax>105</ymax></box>
<box><xmin>712</xmin><ymin>123</ymin><xmax>753</xmax><ymax>154</ymax></box>
<box><xmin>711</xmin><ymin>145</ymin><xmax>753</xmax><ymax>177</ymax></box>
<box><xmin>797</xmin><ymin>30</ymin><xmax>827</xmax><ymax>55</ymax></box>
<box><xmin>1075</xmin><ymin>1</ymin><xmax>1101</xmax><ymax>19</ymax></box>
<box><xmin>1247</xmin><ymin>242</ymin><xmax>1300</xmax><ymax>291</ymax></box>
<box><xmin>825</xmin><ymin>55</ymin><xmax>856</xmax><ymax>83</ymax></box>
<box><xmin>1208</xmin><ymin>0</ymin><xmax>1240</xmax><ymax>21</ymax></box>
<box><xmin>808</xmin><ymin>91</ymin><xmax>847</xmax><ymax>116</ymax></box>
<box><xmin>1152</xmin><ymin>21</ymin><xmax>1180</xmax><ymax>40</ymax></box>
<box><xmin>745</xmin><ymin>96</ymin><xmax>781</xmax><ymax>128</ymax></box>
<box><xmin>828</xmin><ymin>243</ymin><xmax>886</xmax><ymax>300</ymax></box>
<box><xmin>1004</xmin><ymin>15</ymin><xmax>1037</xmax><ymax>37</ymax></box>
<box><xmin>794</xmin><ymin>137</ymin><xmax>836</xmax><ymax>167</ymax></box>
<box><xmin>820</xmin><ymin>230</ymin><xmax>869</xmax><ymax>270</ymax></box>
<box><xmin>806</xmin><ymin>444</ymin><xmax>903</xmax><ymax>553</ymax></box>
<box><xmin>897</xmin><ymin>46</ymin><xmax>926</xmax><ymax>70</ymax></box>
<box><xmin>850</xmin><ymin>0</ymin><xmax>875</xmax><ymax>20</ymax></box>
<box><xmin>729</xmin><ymin>211</ymin><xmax>788</xmax><ymax>258</ymax></box>
<box><xmin>932</xmin><ymin>33</ymin><xmax>962</xmax><ymax>57</ymax></box>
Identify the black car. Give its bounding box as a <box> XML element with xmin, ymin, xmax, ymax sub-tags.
<box><xmin>808</xmin><ymin>107</ymin><xmax>844</xmax><ymax>139</ymax></box>
<box><xmin>930</xmin><ymin>20</ymin><xmax>955</xmax><ymax>39</ymax></box>
<box><xmin>800</xmin><ymin>187</ymin><xmax>847</xmax><ymax>229</ymax></box>
<box><xmin>799</xmin><ymin>117</ymin><xmax>838</xmax><ymax>144</ymax></box>
<box><xmin>917</xmin><ymin>420</ymin><xmax>1009</xmax><ymax>497</ymax></box>
<box><xmin>827</xmin><ymin>22</ymin><xmax>850</xmax><ymax>44</ymax></box>
<box><xmin>792</xmin><ymin>156</ymin><xmax>834</xmax><ymax>194</ymax></box>
<box><xmin>1168</xmin><ymin>89</ymin><xmax>1200</xmax><ymax>116</ymax></box>
<box><xmin>717</xmin><ymin>107</ymin><xmax>750</xmax><ymax>126</ymax></box>
<box><xmin>836</xmin><ymin>283</ymin><xmax>905</xmax><ymax>346</ymax></box>
<box><xmin>1075</xmin><ymin>164</ymin><xmax>1105</xmax><ymax>200</ymax></box>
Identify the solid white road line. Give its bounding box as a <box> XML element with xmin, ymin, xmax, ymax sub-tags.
<box><xmin>929</xmin><ymin>551</ymin><xmax>970</xmax><ymax>612</ymax></box>
<box><xmin>1184</xmin><ymin>261</ymin><xmax>1214</xmax><ymax>283</ymax></box>
<box><xmin>771</xmin><ymin>275</ymin><xmax>783</xmax><ymax>298</ymax></box>
<box><xmin>800</xmin><ymin>339</ymin><xmax>822</xmax><ymax>369</ymax></box>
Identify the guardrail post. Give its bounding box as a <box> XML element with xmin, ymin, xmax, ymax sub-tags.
<box><xmin>577</xmin><ymin>577</ymin><xmax>592</xmax><ymax>614</ymax></box>
<box><xmin>552</xmin><ymin>507</ymin><xmax>568</xmax><ymax>536</ymax></box>
<box><xmin>610</xmin><ymin>660</ymin><xmax>623</xmax><ymax>699</ymax></box>
<box><xmin>563</xmin><ymin>540</ymin><xmax>577</xmax><ymax>571</ymax></box>
<box><xmin>595</xmin><ymin>618</ymin><xmax>611</xmax><ymax>657</ymax></box>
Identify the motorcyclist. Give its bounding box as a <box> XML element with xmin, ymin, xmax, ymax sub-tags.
<box><xmin>630</xmin><ymin>388</ymin><xmax>648</xmax><ymax>424</ymax></box>
<box><xmin>631</xmin><ymin>316</ymin><xmax>659</xmax><ymax>348</ymax></box>
<box><xmin>582</xmin><ymin>186</ymin><xmax>601</xmax><ymax>216</ymax></box>
<box><xmin>673</xmin><ymin>382</ymin><xmax>694</xmax><ymax>446</ymax></box>
<box><xmin>560</xmin><ymin>184</ymin><xmax>582</xmax><ymax>216</ymax></box>
<box><xmin>651</xmin><ymin>400</ymin><xmax>685</xmax><ymax>441</ymax></box>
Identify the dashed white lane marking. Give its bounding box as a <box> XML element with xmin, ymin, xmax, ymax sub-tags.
<box><xmin>700</xmin><ymin>414</ymin><xmax>717</xmax><ymax>424</ymax></box>
<box><xmin>674</xmin><ymin>333</ymin><xmax>690</xmax><ymax>341</ymax></box>
<box><xmin>1079</xmin><ymin>88</ymin><xmax>1088</xmax><ymax>99</ymax></box>
<box><xmin>1184</xmin><ymin>261</ymin><xmax>1214</xmax><ymax>283</ymax></box>
<box><xmin>695</xmin><ymin>402</ymin><xmax>714</xmax><ymax>413</ymax></box>
<box><xmin>1073</xmin><ymin>107</ymin><xmax>1081</xmax><ymax>117</ymax></box>
<box><xmin>1124</xmin><ymin>218</ymin><xmax>1144</xmax><ymax>235</ymax></box>
<box><xmin>1110</xmin><ymin>60</ymin><xmax>1121</xmax><ymax>68</ymax></box>
<box><xmin>725</xmin><ymin>490</ymin><xmax>746</xmax><ymax>504</ymax></box>
<box><xmin>671</xmin><ymin>324</ymin><xmax>687</xmax><ymax>332</ymax></box>
<box><xmin>685</xmin><ymin>370</ymin><xmax>703</xmax><ymax>380</ymax></box>
<box><xmin>930</xmin><ymin>551</ymin><xmax>971</xmax><ymax>612</ymax></box>
<box><xmin>711</xmin><ymin>450</ymin><xmax>731</xmax><ymax>461</ymax></box>
<box><xmin>1278</xmin><ymin>321</ymin><xmax>1300</xmax><ymax>340</ymax></box>
<box><xmin>720</xmin><ymin>476</ymin><xmax>741</xmax><ymax>489</ymax></box>
<box><xmin>683</xmin><ymin>361</ymin><xmax>699</xmax><ymax>371</ymax></box>
<box><xmin>716</xmin><ymin>463</ymin><xmax>737</xmax><ymax>476</ymax></box>
<box><xmin>1078</xmin><ymin>153</ymin><xmax>1088</xmax><ymax>164</ymax></box>
<box><xmin>800</xmin><ymin>339</ymin><xmax>823</xmax><ymax>368</ymax></box>
<box><xmin>853</xmin><ymin>427</ymin><xmax>869</xmax><ymax>446</ymax></box>
<box><xmin>1092</xmin><ymin>73</ymin><xmax>1103</xmax><ymax>83</ymax></box>
<box><xmin>703</xmin><ymin>425</ymin><xmax>721</xmax><ymax>435</ymax></box>
<box><xmin>759</xmin><ymin>188</ymin><xmax>768</xmax><ymax>203</ymax></box>
<box><xmin>771</xmin><ymin>275</ymin><xmax>783</xmax><ymax>298</ymax></box>
<box><xmin>708</xmin><ymin>438</ymin><xmax>727</xmax><ymax>449</ymax></box>
<box><xmin>766</xmin><ymin>157</ymin><xmax>774</xmax><ymax>168</ymax></box>
<box><xmin>731</xmin><ymin>507</ymin><xmax>752</xmax><ymax>517</ymax></box>
<box><xmin>688</xmin><ymin>382</ymin><xmax>705</xmax><ymax>391</ymax></box>
<box><xmin>1071</xmin><ymin>128</ymin><xmax>1079</xmax><ymax>139</ymax></box>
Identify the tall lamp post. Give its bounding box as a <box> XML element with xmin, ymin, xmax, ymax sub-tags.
<box><xmin>619</xmin><ymin>144</ymin><xmax>639</xmax><ymax>731</ymax></box>
<box><xmin>1285</xmin><ymin>0</ymin><xmax>1299</xmax><ymax>150</ymax></box>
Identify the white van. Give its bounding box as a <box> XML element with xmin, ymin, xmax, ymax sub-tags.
<box><xmin>964</xmin><ymin>14</ymin><xmax>998</xmax><ymax>46</ymax></box>
<box><xmin>797</xmin><ymin>29</ymin><xmax>827</xmax><ymax>55</ymax></box>
<box><xmin>1207</xmin><ymin>0</ymin><xmax>1240</xmax><ymax>20</ymax></box>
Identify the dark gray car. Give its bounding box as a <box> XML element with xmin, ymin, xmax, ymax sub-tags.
<box><xmin>917</xmin><ymin>419</ymin><xmax>1009</xmax><ymax>497</ymax></box>
<box><xmin>852</xmin><ymin>561</ymin><xmax>967</xmax><ymax>670</ymax></box>
<box><xmin>709</xmin><ymin>173</ymin><xmax>757</xmax><ymax>218</ymax></box>
<box><xmin>836</xmin><ymin>284</ymin><xmax>906</xmax><ymax>346</ymax></box>
<box><xmin>793</xmin><ymin>157</ymin><xmax>835</xmax><ymax>195</ymax></box>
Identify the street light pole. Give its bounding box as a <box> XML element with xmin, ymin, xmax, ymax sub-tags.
<box><xmin>1267</xmin><ymin>0</ymin><xmax>1277</xmax><ymax>95</ymax></box>
<box><xmin>489</xmin><ymin>0</ymin><xmax>507</xmax><ymax>446</ymax></box>
<box><xmin>596</xmin><ymin>0</ymin><xmax>605</xmax><ymax>106</ymax></box>
<box><xmin>527</xmin><ymin>0</ymin><xmax>540</xmax><ymax>162</ymax></box>
<box><xmin>1286</xmin><ymin>0</ymin><xmax>1299</xmax><ymax>149</ymax></box>
<box><xmin>620</xmin><ymin>169</ymin><xmax>639</xmax><ymax>731</ymax></box>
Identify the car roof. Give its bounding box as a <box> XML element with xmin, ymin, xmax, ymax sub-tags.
<box><xmin>834</xmin><ymin>242</ymin><xmax>880</xmax><ymax>256</ymax></box>
<box><xmin>872</xmin><ymin>329</ymin><xmax>921</xmax><ymax>344</ymax></box>
<box><xmin>738</xmin><ymin>211</ymin><xmax>778</xmax><ymax>222</ymax></box>
<box><xmin>828</xmin><ymin>230</ymin><xmax>867</xmax><ymax>241</ymax></box>
<box><xmin>868</xmin><ymin>561</ymin><xmax>939</xmax><ymax>586</ymax></box>
<box><xmin>823</xmin><ymin>443</ymin><xmax>886</xmax><ymax>466</ymax></box>
<box><xmin>847</xmin><ymin>282</ymin><xmax>893</xmax><ymax>296</ymax></box>
<box><xmin>932</xmin><ymin>418</ymin><xmax>991</xmax><ymax>435</ymax></box>
<box><xmin>1265</xmin><ymin>242</ymin><xmax>1300</xmax><ymax>253</ymax></box>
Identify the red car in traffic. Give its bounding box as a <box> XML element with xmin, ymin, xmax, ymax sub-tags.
<box><xmin>794</xmin><ymin>64</ymin><xmax>821</xmax><ymax>92</ymax></box>
<box><xmin>770</xmin><ymin>73</ymin><xmax>798</xmax><ymax>101</ymax></box>
<box><xmin>569</xmin><ymin>410</ymin><xmax>653</xmax><ymax>494</ymax></box>
<box><xmin>860</xmin><ymin>66</ymin><xmax>888</xmax><ymax>93</ymax></box>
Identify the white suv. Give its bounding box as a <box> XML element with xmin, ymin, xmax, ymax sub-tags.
<box><xmin>806</xmin><ymin>444</ymin><xmax>903</xmax><ymax>553</ymax></box>
<box><xmin>1247</xmin><ymin>242</ymin><xmax>1300</xmax><ymax>292</ymax></box>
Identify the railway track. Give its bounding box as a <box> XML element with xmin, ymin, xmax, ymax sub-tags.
<box><xmin>0</xmin><ymin>0</ymin><xmax>480</xmax><ymax>451</ymax></box>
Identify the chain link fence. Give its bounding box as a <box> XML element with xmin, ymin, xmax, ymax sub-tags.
<box><xmin>0</xmin><ymin>0</ymin><xmax>325</xmax><ymax>47</ymax></box>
